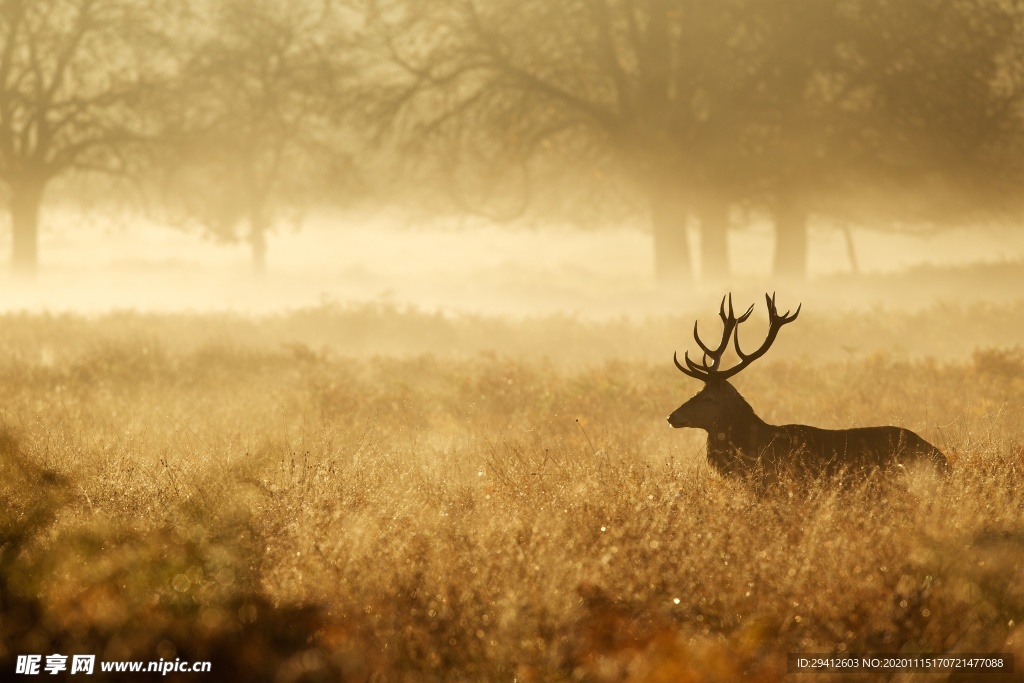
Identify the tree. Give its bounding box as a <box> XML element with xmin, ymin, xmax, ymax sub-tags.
<box><xmin>0</xmin><ymin>0</ymin><xmax>166</xmax><ymax>275</ymax></box>
<box><xmin>740</xmin><ymin>0</ymin><xmax>1023</xmax><ymax>278</ymax></box>
<box><xmin>859</xmin><ymin>0</ymin><xmax>1024</xmax><ymax>229</ymax></box>
<box><xmin>367</xmin><ymin>0</ymin><xmax>763</xmax><ymax>284</ymax></box>
<box><xmin>157</xmin><ymin>0</ymin><xmax>349</xmax><ymax>273</ymax></box>
<box><xmin>738</xmin><ymin>0</ymin><xmax>850</xmax><ymax>279</ymax></box>
<box><xmin>367</xmin><ymin>0</ymin><xmax>1022</xmax><ymax>283</ymax></box>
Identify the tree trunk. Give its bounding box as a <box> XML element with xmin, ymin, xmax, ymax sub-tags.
<box><xmin>249</xmin><ymin>213</ymin><xmax>267</xmax><ymax>275</ymax></box>
<box><xmin>650</xmin><ymin>189</ymin><xmax>691</xmax><ymax>284</ymax></box>
<box><xmin>696</xmin><ymin>197</ymin><xmax>729</xmax><ymax>282</ymax></box>
<box><xmin>840</xmin><ymin>225</ymin><xmax>859</xmax><ymax>275</ymax></box>
<box><xmin>11</xmin><ymin>183</ymin><xmax>45</xmax><ymax>276</ymax></box>
<box><xmin>772</xmin><ymin>196</ymin><xmax>808</xmax><ymax>279</ymax></box>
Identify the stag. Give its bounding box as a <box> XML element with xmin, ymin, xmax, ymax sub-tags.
<box><xmin>668</xmin><ymin>294</ymin><xmax>948</xmax><ymax>487</ymax></box>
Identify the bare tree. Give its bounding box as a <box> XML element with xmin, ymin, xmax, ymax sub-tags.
<box><xmin>157</xmin><ymin>0</ymin><xmax>351</xmax><ymax>273</ymax></box>
<box><xmin>0</xmin><ymin>0</ymin><xmax>168</xmax><ymax>275</ymax></box>
<box><xmin>367</xmin><ymin>0</ymin><xmax>764</xmax><ymax>284</ymax></box>
<box><xmin>365</xmin><ymin>0</ymin><xmax>1022</xmax><ymax>283</ymax></box>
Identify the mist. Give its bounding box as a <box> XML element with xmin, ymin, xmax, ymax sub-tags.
<box><xmin>0</xmin><ymin>0</ymin><xmax>1020</xmax><ymax>315</ymax></box>
<box><xmin>1</xmin><ymin>211</ymin><xmax>1022</xmax><ymax>318</ymax></box>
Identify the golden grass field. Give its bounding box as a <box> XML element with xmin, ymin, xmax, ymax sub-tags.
<box><xmin>1</xmin><ymin>302</ymin><xmax>1022</xmax><ymax>681</ymax></box>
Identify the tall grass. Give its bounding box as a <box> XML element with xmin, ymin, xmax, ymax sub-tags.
<box><xmin>1</xmin><ymin>309</ymin><xmax>1022</xmax><ymax>681</ymax></box>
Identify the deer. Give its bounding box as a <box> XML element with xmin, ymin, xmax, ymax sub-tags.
<box><xmin>668</xmin><ymin>293</ymin><xmax>948</xmax><ymax>488</ymax></box>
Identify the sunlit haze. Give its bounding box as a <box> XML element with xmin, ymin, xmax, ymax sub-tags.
<box><xmin>2</xmin><ymin>212</ymin><xmax>1022</xmax><ymax>316</ymax></box>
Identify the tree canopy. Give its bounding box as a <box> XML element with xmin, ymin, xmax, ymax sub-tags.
<box><xmin>366</xmin><ymin>0</ymin><xmax>1023</xmax><ymax>281</ymax></box>
<box><xmin>0</xmin><ymin>0</ymin><xmax>170</xmax><ymax>273</ymax></box>
<box><xmin>2</xmin><ymin>0</ymin><xmax>1020</xmax><ymax>279</ymax></box>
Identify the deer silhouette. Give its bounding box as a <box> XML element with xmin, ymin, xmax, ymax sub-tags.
<box><xmin>668</xmin><ymin>294</ymin><xmax>948</xmax><ymax>486</ymax></box>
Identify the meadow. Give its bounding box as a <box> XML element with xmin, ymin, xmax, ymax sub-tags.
<box><xmin>1</xmin><ymin>302</ymin><xmax>1022</xmax><ymax>682</ymax></box>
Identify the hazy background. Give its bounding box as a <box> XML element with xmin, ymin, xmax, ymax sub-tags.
<box><xmin>0</xmin><ymin>0</ymin><xmax>1021</xmax><ymax>318</ymax></box>
<box><xmin>1</xmin><ymin>213</ymin><xmax>1024</xmax><ymax>317</ymax></box>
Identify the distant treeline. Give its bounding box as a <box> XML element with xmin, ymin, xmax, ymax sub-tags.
<box><xmin>1</xmin><ymin>0</ymin><xmax>1021</xmax><ymax>279</ymax></box>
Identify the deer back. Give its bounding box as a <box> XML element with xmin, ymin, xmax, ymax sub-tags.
<box><xmin>710</xmin><ymin>422</ymin><xmax>948</xmax><ymax>485</ymax></box>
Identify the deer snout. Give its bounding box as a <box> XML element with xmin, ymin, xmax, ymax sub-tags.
<box><xmin>667</xmin><ymin>409</ymin><xmax>689</xmax><ymax>428</ymax></box>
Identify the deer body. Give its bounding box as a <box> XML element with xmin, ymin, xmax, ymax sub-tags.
<box><xmin>669</xmin><ymin>295</ymin><xmax>948</xmax><ymax>486</ymax></box>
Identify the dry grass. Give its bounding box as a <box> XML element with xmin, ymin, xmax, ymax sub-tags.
<box><xmin>1</xmin><ymin>308</ymin><xmax>1022</xmax><ymax>682</ymax></box>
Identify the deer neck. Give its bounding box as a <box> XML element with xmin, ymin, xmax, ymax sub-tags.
<box><xmin>708</xmin><ymin>392</ymin><xmax>769</xmax><ymax>451</ymax></box>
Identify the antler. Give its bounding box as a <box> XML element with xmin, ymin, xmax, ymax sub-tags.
<box><xmin>673</xmin><ymin>293</ymin><xmax>753</xmax><ymax>380</ymax></box>
<box><xmin>674</xmin><ymin>293</ymin><xmax>800</xmax><ymax>382</ymax></box>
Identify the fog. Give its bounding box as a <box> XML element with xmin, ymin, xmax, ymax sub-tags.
<box><xmin>2</xmin><ymin>0</ymin><xmax>1020</xmax><ymax>317</ymax></box>
<box><xmin>2</xmin><ymin>211</ymin><xmax>1022</xmax><ymax>317</ymax></box>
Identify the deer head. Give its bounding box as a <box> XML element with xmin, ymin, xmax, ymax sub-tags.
<box><xmin>668</xmin><ymin>293</ymin><xmax>799</xmax><ymax>430</ymax></box>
